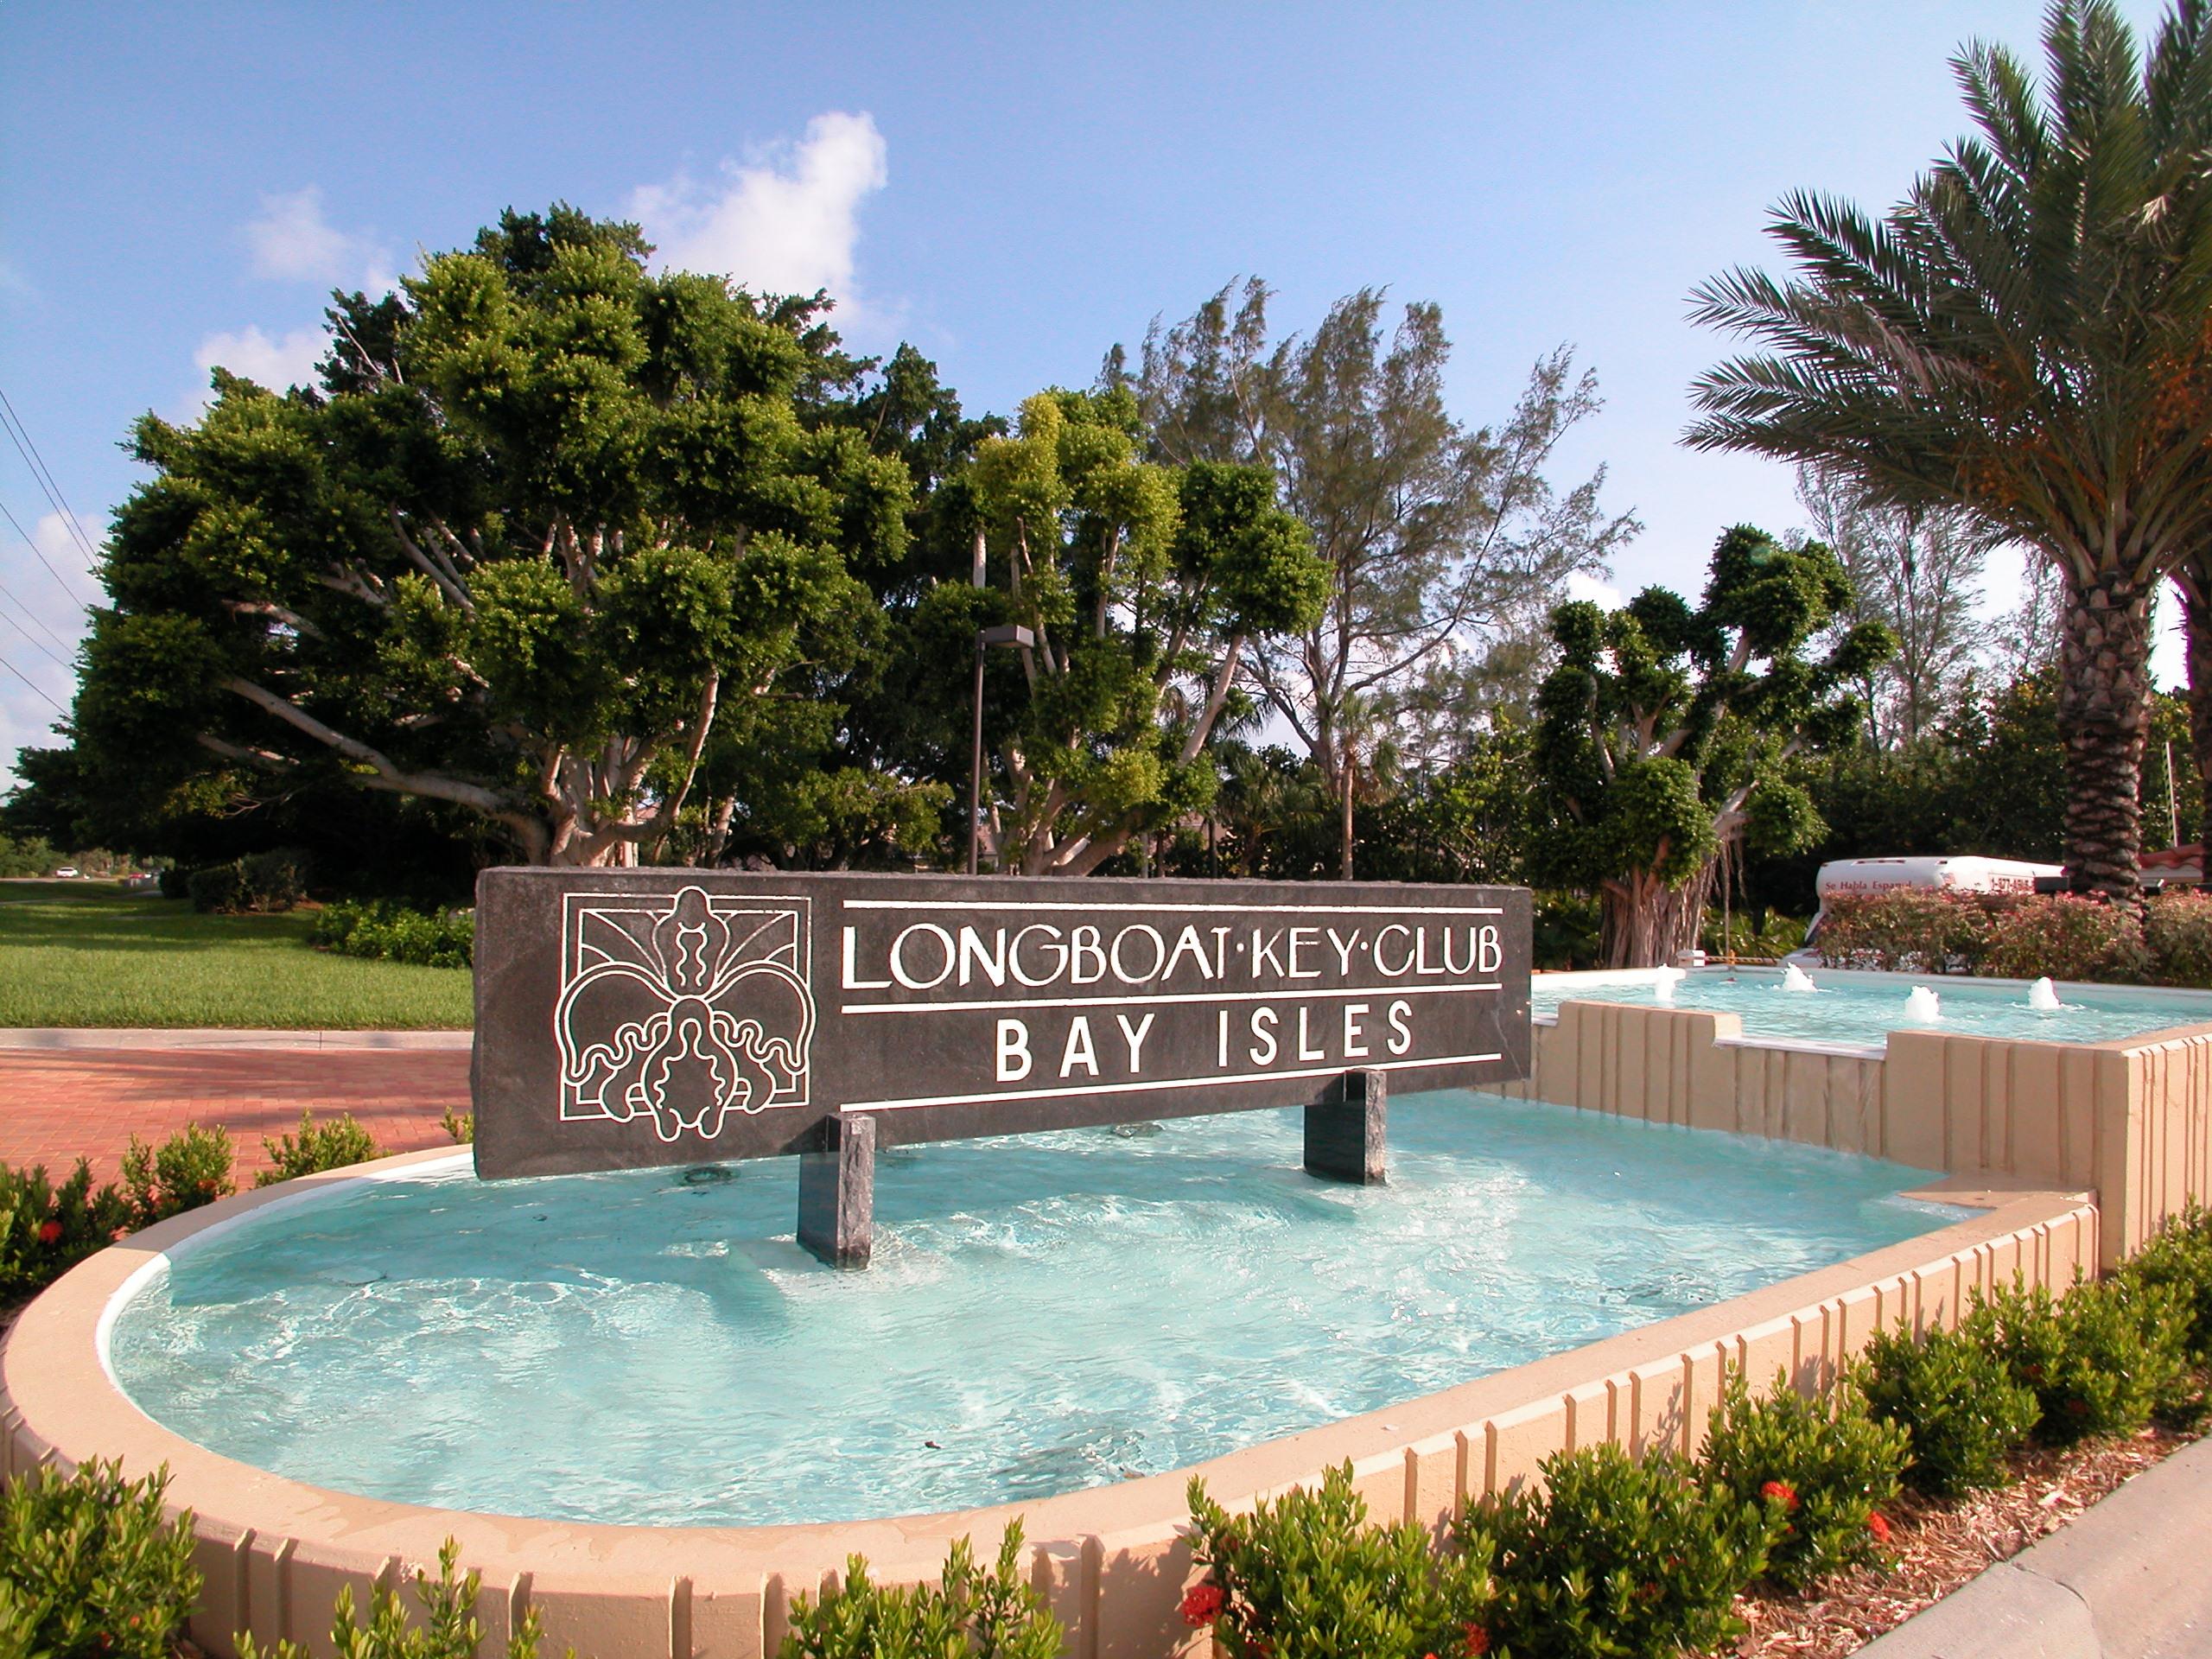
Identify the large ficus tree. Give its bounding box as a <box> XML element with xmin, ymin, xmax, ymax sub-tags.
<box><xmin>1688</xmin><ymin>0</ymin><xmax>2212</xmax><ymax>898</ymax></box>
<box><xmin>918</xmin><ymin>387</ymin><xmax>1326</xmax><ymax>875</ymax></box>
<box><xmin>76</xmin><ymin>207</ymin><xmax>911</xmax><ymax>866</ymax></box>
<box><xmin>1533</xmin><ymin>526</ymin><xmax>1894</xmax><ymax>968</ymax></box>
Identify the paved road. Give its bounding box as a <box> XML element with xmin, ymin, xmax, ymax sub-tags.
<box><xmin>0</xmin><ymin>1034</ymin><xmax>469</xmax><ymax>1182</ymax></box>
<box><xmin>1863</xmin><ymin>1433</ymin><xmax>2212</xmax><ymax>1657</ymax></box>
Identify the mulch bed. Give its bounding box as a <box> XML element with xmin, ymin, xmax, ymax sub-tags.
<box><xmin>1732</xmin><ymin>1422</ymin><xmax>2196</xmax><ymax>1656</ymax></box>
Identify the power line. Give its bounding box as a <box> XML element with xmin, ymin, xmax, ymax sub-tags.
<box><xmin>0</xmin><ymin>569</ymin><xmax>74</xmax><ymax>656</ymax></box>
<box><xmin>0</xmin><ymin>602</ymin><xmax>67</xmax><ymax>670</ymax></box>
<box><xmin>0</xmin><ymin>496</ymin><xmax>93</xmax><ymax>615</ymax></box>
<box><xmin>0</xmin><ymin>386</ymin><xmax>102</xmax><ymax>572</ymax></box>
<box><xmin>0</xmin><ymin>649</ymin><xmax>65</xmax><ymax>715</ymax></box>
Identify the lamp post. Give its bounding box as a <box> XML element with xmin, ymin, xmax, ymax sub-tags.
<box><xmin>969</xmin><ymin>622</ymin><xmax>1034</xmax><ymax>874</ymax></box>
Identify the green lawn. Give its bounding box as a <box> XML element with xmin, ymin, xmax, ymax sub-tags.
<box><xmin>0</xmin><ymin>880</ymin><xmax>472</xmax><ymax>1029</ymax></box>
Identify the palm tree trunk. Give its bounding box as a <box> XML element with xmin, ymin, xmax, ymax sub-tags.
<box><xmin>2177</xmin><ymin>569</ymin><xmax>2212</xmax><ymax>883</ymax></box>
<box><xmin>2056</xmin><ymin>570</ymin><xmax>2152</xmax><ymax>899</ymax></box>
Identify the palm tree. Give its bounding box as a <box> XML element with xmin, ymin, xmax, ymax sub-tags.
<box><xmin>1686</xmin><ymin>1</ymin><xmax>2212</xmax><ymax>897</ymax></box>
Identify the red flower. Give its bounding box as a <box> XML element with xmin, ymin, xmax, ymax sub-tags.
<box><xmin>1760</xmin><ymin>1479</ymin><xmax>1799</xmax><ymax>1510</ymax></box>
<box><xmin>1179</xmin><ymin>1581</ymin><xmax>1224</xmax><ymax>1628</ymax></box>
<box><xmin>1463</xmin><ymin>1626</ymin><xmax>1491</xmax><ymax>1656</ymax></box>
<box><xmin>36</xmin><ymin>1220</ymin><xmax>61</xmax><ymax>1245</ymax></box>
<box><xmin>1867</xmin><ymin>1512</ymin><xmax>1892</xmax><ymax>1545</ymax></box>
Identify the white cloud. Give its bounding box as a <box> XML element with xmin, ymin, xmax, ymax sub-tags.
<box><xmin>0</xmin><ymin>512</ymin><xmax>99</xmax><ymax>791</ymax></box>
<box><xmin>189</xmin><ymin>325</ymin><xmax>326</xmax><ymax>397</ymax></box>
<box><xmin>1565</xmin><ymin>570</ymin><xmax>1624</xmax><ymax>611</ymax></box>
<box><xmin>630</xmin><ymin>111</ymin><xmax>892</xmax><ymax>326</ymax></box>
<box><xmin>245</xmin><ymin>188</ymin><xmax>392</xmax><ymax>291</ymax></box>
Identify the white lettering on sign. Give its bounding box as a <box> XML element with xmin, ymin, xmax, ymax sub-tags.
<box><xmin>1249</xmin><ymin>1006</ymin><xmax>1279</xmax><ymax>1065</ymax></box>
<box><xmin>891</xmin><ymin>924</ymin><xmax>955</xmax><ymax>989</ymax></box>
<box><xmin>828</xmin><ymin>896</ymin><xmax>1518</xmax><ymax>1115</ymax></box>
<box><xmin>1387</xmin><ymin>999</ymin><xmax>1414</xmax><ymax>1054</ymax></box>
<box><xmin>1060</xmin><ymin>1016</ymin><xmax>1099</xmax><ymax>1078</ymax></box>
<box><xmin>1343</xmin><ymin>1001</ymin><xmax>1370</xmax><ymax>1059</ymax></box>
<box><xmin>995</xmin><ymin>1019</ymin><xmax>1033</xmax><ymax>1081</ymax></box>
<box><xmin>1116</xmin><ymin>1010</ymin><xmax>1156</xmax><ymax>1072</ymax></box>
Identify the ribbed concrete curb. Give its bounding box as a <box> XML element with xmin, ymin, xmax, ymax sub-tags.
<box><xmin>1861</xmin><ymin>1432</ymin><xmax>2212</xmax><ymax>1657</ymax></box>
<box><xmin>0</xmin><ymin>1027</ymin><xmax>471</xmax><ymax>1050</ymax></box>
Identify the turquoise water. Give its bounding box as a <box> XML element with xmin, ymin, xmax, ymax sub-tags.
<box><xmin>1534</xmin><ymin>968</ymin><xmax>2212</xmax><ymax>1049</ymax></box>
<box><xmin>108</xmin><ymin>1096</ymin><xmax>1963</xmax><ymax>1528</ymax></box>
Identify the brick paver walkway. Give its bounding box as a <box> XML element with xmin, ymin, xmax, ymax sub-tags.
<box><xmin>0</xmin><ymin>1048</ymin><xmax>469</xmax><ymax>1183</ymax></box>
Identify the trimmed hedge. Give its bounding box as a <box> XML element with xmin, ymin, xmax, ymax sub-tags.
<box><xmin>181</xmin><ymin>849</ymin><xmax>310</xmax><ymax>914</ymax></box>
<box><xmin>311</xmin><ymin>901</ymin><xmax>474</xmax><ymax>968</ymax></box>
<box><xmin>1817</xmin><ymin>887</ymin><xmax>2212</xmax><ymax>988</ymax></box>
<box><xmin>0</xmin><ymin>1460</ymin><xmax>199</xmax><ymax>1659</ymax></box>
<box><xmin>1167</xmin><ymin>1211</ymin><xmax>2212</xmax><ymax>1656</ymax></box>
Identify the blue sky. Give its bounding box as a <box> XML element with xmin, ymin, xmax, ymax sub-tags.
<box><xmin>0</xmin><ymin>1</ymin><xmax>2180</xmax><ymax>792</ymax></box>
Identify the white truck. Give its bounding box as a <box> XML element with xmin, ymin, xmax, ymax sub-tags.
<box><xmin>1798</xmin><ymin>855</ymin><xmax>2064</xmax><ymax>957</ymax></box>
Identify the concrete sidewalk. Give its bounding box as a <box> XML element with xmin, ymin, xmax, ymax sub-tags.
<box><xmin>1861</xmin><ymin>1433</ymin><xmax>2212</xmax><ymax>1657</ymax></box>
<box><xmin>0</xmin><ymin>1027</ymin><xmax>470</xmax><ymax>1049</ymax></box>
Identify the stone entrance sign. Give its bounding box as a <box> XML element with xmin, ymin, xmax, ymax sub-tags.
<box><xmin>473</xmin><ymin>870</ymin><xmax>1532</xmax><ymax>1263</ymax></box>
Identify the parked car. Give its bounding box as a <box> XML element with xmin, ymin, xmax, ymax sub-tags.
<box><xmin>50</xmin><ymin>867</ymin><xmax>79</xmax><ymax>879</ymax></box>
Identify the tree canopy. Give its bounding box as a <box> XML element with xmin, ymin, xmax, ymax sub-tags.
<box><xmin>933</xmin><ymin>387</ymin><xmax>1326</xmax><ymax>874</ymax></box>
<box><xmin>1123</xmin><ymin>278</ymin><xmax>1638</xmax><ymax>877</ymax></box>
<box><xmin>67</xmin><ymin>206</ymin><xmax>917</xmax><ymax>866</ymax></box>
<box><xmin>1688</xmin><ymin>0</ymin><xmax>2212</xmax><ymax>895</ymax></box>
<box><xmin>1531</xmin><ymin>525</ymin><xmax>1894</xmax><ymax>967</ymax></box>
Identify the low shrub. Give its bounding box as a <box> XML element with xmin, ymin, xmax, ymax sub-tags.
<box><xmin>156</xmin><ymin>864</ymin><xmax>191</xmax><ymax>900</ymax></box>
<box><xmin>2144</xmin><ymin>890</ymin><xmax>2212</xmax><ymax>988</ymax></box>
<box><xmin>1860</xmin><ymin>1309</ymin><xmax>2040</xmax><ymax>1496</ymax></box>
<box><xmin>1184</xmin><ymin>1463</ymin><xmax>1497</xmax><ymax>1659</ymax></box>
<box><xmin>779</xmin><ymin>1524</ymin><xmax>1061</xmax><ymax>1659</ymax></box>
<box><xmin>236</xmin><ymin>1538</ymin><xmax>543</xmax><ymax>1659</ymax></box>
<box><xmin>1700</xmin><ymin>1369</ymin><xmax>1909</xmax><ymax>1589</ymax></box>
<box><xmin>2119</xmin><ymin>1205</ymin><xmax>2212</xmax><ymax>1362</ymax></box>
<box><xmin>442</xmin><ymin>1108</ymin><xmax>474</xmax><ymax>1145</ymax></box>
<box><xmin>312</xmin><ymin>900</ymin><xmax>474</xmax><ymax>968</ymax></box>
<box><xmin>1471</xmin><ymin>1442</ymin><xmax>1778</xmax><ymax>1659</ymax></box>
<box><xmin>257</xmin><ymin>1111</ymin><xmax>380</xmax><ymax>1187</ymax></box>
<box><xmin>1815</xmin><ymin>889</ymin><xmax>1993</xmax><ymax>974</ymax></box>
<box><xmin>119</xmin><ymin>1122</ymin><xmax>236</xmax><ymax>1228</ymax></box>
<box><xmin>0</xmin><ymin>1160</ymin><xmax>130</xmax><ymax>1301</ymax></box>
<box><xmin>1980</xmin><ymin>893</ymin><xmax>2148</xmax><ymax>983</ymax></box>
<box><xmin>1986</xmin><ymin>1277</ymin><xmax>2193</xmax><ymax>1445</ymax></box>
<box><xmin>184</xmin><ymin>849</ymin><xmax>309</xmax><ymax>914</ymax></box>
<box><xmin>0</xmin><ymin>1459</ymin><xmax>200</xmax><ymax>1659</ymax></box>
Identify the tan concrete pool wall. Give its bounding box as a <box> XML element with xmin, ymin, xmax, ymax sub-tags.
<box><xmin>1</xmin><ymin>1151</ymin><xmax>2095</xmax><ymax>1659</ymax></box>
<box><xmin>1504</xmin><ymin>995</ymin><xmax>2212</xmax><ymax>1268</ymax></box>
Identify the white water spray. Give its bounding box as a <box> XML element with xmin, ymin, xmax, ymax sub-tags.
<box><xmin>1652</xmin><ymin>966</ymin><xmax>1686</xmax><ymax>1003</ymax></box>
<box><xmin>1779</xmin><ymin>963</ymin><xmax>1818</xmax><ymax>994</ymax></box>
<box><xmin>2028</xmin><ymin>976</ymin><xmax>2063</xmax><ymax>1013</ymax></box>
<box><xmin>1904</xmin><ymin>985</ymin><xmax>1942</xmax><ymax>1025</ymax></box>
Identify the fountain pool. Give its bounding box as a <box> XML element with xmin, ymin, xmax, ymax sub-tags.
<box><xmin>1533</xmin><ymin>966</ymin><xmax>2212</xmax><ymax>1050</ymax></box>
<box><xmin>104</xmin><ymin>1095</ymin><xmax>1962</xmax><ymax>1529</ymax></box>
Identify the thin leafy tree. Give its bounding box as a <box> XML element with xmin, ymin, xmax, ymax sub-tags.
<box><xmin>1123</xmin><ymin>279</ymin><xmax>1637</xmax><ymax>879</ymax></box>
<box><xmin>1688</xmin><ymin>1</ymin><xmax>2212</xmax><ymax>897</ymax></box>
